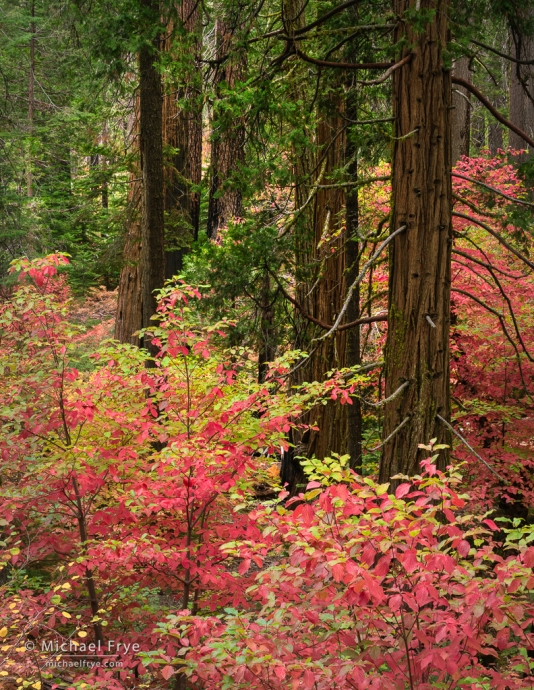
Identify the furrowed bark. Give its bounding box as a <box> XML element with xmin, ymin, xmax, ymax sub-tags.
<box><xmin>379</xmin><ymin>0</ymin><xmax>452</xmax><ymax>483</ymax></box>
<box><xmin>451</xmin><ymin>56</ymin><xmax>471</xmax><ymax>162</ymax></box>
<box><xmin>207</xmin><ymin>15</ymin><xmax>246</xmax><ymax>239</ymax></box>
<box><xmin>139</xmin><ymin>1</ymin><xmax>166</xmax><ymax>347</ymax></box>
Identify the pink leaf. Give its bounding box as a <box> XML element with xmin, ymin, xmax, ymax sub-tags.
<box><xmin>395</xmin><ymin>482</ymin><xmax>411</xmax><ymax>499</ymax></box>
<box><xmin>238</xmin><ymin>559</ymin><xmax>251</xmax><ymax>575</ymax></box>
<box><xmin>161</xmin><ymin>665</ymin><xmax>175</xmax><ymax>680</ymax></box>
<box><xmin>524</xmin><ymin>547</ymin><xmax>534</xmax><ymax>568</ymax></box>
<box><xmin>303</xmin><ymin>670</ymin><xmax>315</xmax><ymax>688</ymax></box>
<box><xmin>457</xmin><ymin>540</ymin><xmax>470</xmax><ymax>557</ymax></box>
<box><xmin>274</xmin><ymin>666</ymin><xmax>286</xmax><ymax>680</ymax></box>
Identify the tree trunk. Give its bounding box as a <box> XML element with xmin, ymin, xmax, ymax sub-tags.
<box><xmin>281</xmin><ymin>102</ymin><xmax>347</xmax><ymax>493</ymax></box>
<box><xmin>27</xmin><ymin>0</ymin><xmax>35</xmax><ymax>197</ymax></box>
<box><xmin>451</xmin><ymin>56</ymin><xmax>470</xmax><ymax>163</ymax></box>
<box><xmin>379</xmin><ymin>0</ymin><xmax>452</xmax><ymax>484</ymax></box>
<box><xmin>139</xmin><ymin>1</ymin><xmax>165</xmax><ymax>342</ymax></box>
<box><xmin>258</xmin><ymin>270</ymin><xmax>276</xmax><ymax>383</ymax></box>
<box><xmin>345</xmin><ymin>83</ymin><xmax>362</xmax><ymax>473</ymax></box>
<box><xmin>115</xmin><ymin>4</ymin><xmax>202</xmax><ymax>344</ymax></box>
<box><xmin>207</xmin><ymin>17</ymin><xmax>246</xmax><ymax>239</ymax></box>
<box><xmin>115</xmin><ymin>172</ymin><xmax>143</xmax><ymax>344</ymax></box>
<box><xmin>509</xmin><ymin>26</ymin><xmax>534</xmax><ymax>156</ymax></box>
<box><xmin>164</xmin><ymin>0</ymin><xmax>203</xmax><ymax>277</ymax></box>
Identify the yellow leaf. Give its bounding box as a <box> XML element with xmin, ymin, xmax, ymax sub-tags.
<box><xmin>61</xmin><ymin>583</ymin><xmax>71</xmax><ymax>590</ymax></box>
<box><xmin>0</xmin><ymin>671</ymin><xmax>7</xmax><ymax>676</ymax></box>
<box><xmin>32</xmin><ymin>682</ymin><xmax>42</xmax><ymax>689</ymax></box>
<box><xmin>0</xmin><ymin>626</ymin><xmax>7</xmax><ymax>638</ymax></box>
<box><xmin>61</xmin><ymin>611</ymin><xmax>71</xmax><ymax>618</ymax></box>
<box><xmin>78</xmin><ymin>631</ymin><xmax>87</xmax><ymax>638</ymax></box>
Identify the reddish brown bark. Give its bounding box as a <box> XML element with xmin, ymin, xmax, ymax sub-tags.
<box><xmin>379</xmin><ymin>0</ymin><xmax>452</xmax><ymax>483</ymax></box>
<box><xmin>115</xmin><ymin>2</ymin><xmax>203</xmax><ymax>344</ymax></box>
<box><xmin>207</xmin><ymin>17</ymin><xmax>246</xmax><ymax>239</ymax></box>
<box><xmin>139</xmin><ymin>2</ymin><xmax>165</xmax><ymax>341</ymax></box>
<box><xmin>452</xmin><ymin>56</ymin><xmax>471</xmax><ymax>163</ymax></box>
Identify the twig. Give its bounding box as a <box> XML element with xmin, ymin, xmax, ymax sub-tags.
<box><xmin>315</xmin><ymin>225</ymin><xmax>407</xmax><ymax>341</ymax></box>
<box><xmin>453</xmin><ymin>211</ymin><xmax>534</xmax><ymax>271</ymax></box>
<box><xmin>295</xmin><ymin>47</ymin><xmax>392</xmax><ymax>70</ymax></box>
<box><xmin>368</xmin><ymin>417</ymin><xmax>410</xmax><ymax>453</ymax></box>
<box><xmin>317</xmin><ymin>174</ymin><xmax>390</xmax><ymax>189</ymax></box>
<box><xmin>436</xmin><ymin>414</ymin><xmax>506</xmax><ymax>481</ymax></box>
<box><xmin>357</xmin><ymin>54</ymin><xmax>412</xmax><ymax>85</ymax></box>
<box><xmin>452</xmin><ymin>77</ymin><xmax>534</xmax><ymax>149</ymax></box>
<box><xmin>452</xmin><ymin>172</ymin><xmax>534</xmax><ymax>209</ymax></box>
<box><xmin>470</xmin><ymin>38</ymin><xmax>534</xmax><ymax>65</ymax></box>
<box><xmin>363</xmin><ymin>381</ymin><xmax>409</xmax><ymax>408</ymax></box>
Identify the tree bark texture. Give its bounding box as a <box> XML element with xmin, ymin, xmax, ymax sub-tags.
<box><xmin>115</xmin><ymin>192</ymin><xmax>143</xmax><ymax>344</ymax></box>
<box><xmin>345</xmin><ymin>83</ymin><xmax>362</xmax><ymax>473</ymax></box>
<box><xmin>379</xmin><ymin>0</ymin><xmax>452</xmax><ymax>483</ymax></box>
<box><xmin>451</xmin><ymin>56</ymin><xmax>471</xmax><ymax>163</ymax></box>
<box><xmin>509</xmin><ymin>24</ymin><xmax>534</xmax><ymax>156</ymax></box>
<box><xmin>282</xmin><ymin>105</ymin><xmax>347</xmax><ymax>493</ymax></box>
<box><xmin>207</xmin><ymin>17</ymin><xmax>246</xmax><ymax>239</ymax></box>
<box><xmin>139</xmin><ymin>3</ymin><xmax>166</xmax><ymax>338</ymax></box>
<box><xmin>116</xmin><ymin>1</ymin><xmax>202</xmax><ymax>344</ymax></box>
<box><xmin>164</xmin><ymin>0</ymin><xmax>203</xmax><ymax>277</ymax></box>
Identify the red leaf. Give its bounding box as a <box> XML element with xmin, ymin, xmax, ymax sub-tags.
<box><xmin>238</xmin><ymin>559</ymin><xmax>251</xmax><ymax>575</ymax></box>
<box><xmin>457</xmin><ymin>540</ymin><xmax>470</xmax><ymax>557</ymax></box>
<box><xmin>274</xmin><ymin>666</ymin><xmax>286</xmax><ymax>680</ymax></box>
<box><xmin>483</xmin><ymin>519</ymin><xmax>499</xmax><ymax>531</ymax></box>
<box><xmin>395</xmin><ymin>482</ymin><xmax>411</xmax><ymax>498</ymax></box>
<box><xmin>161</xmin><ymin>665</ymin><xmax>175</xmax><ymax>680</ymax></box>
<box><xmin>303</xmin><ymin>670</ymin><xmax>315</xmax><ymax>688</ymax></box>
<box><xmin>524</xmin><ymin>547</ymin><xmax>534</xmax><ymax>568</ymax></box>
<box><xmin>293</xmin><ymin>503</ymin><xmax>315</xmax><ymax>526</ymax></box>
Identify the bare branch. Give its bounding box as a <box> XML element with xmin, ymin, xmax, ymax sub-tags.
<box><xmin>363</xmin><ymin>381</ymin><xmax>409</xmax><ymax>408</ymax></box>
<box><xmin>452</xmin><ymin>172</ymin><xmax>534</xmax><ymax>209</ymax></box>
<box><xmin>316</xmin><ymin>225</ymin><xmax>407</xmax><ymax>341</ymax></box>
<box><xmin>436</xmin><ymin>415</ymin><xmax>506</xmax><ymax>482</ymax></box>
<box><xmin>267</xmin><ymin>266</ymin><xmax>387</xmax><ymax>331</ymax></box>
<box><xmin>451</xmin><ymin>77</ymin><xmax>534</xmax><ymax>149</ymax></box>
<box><xmin>357</xmin><ymin>54</ymin><xmax>412</xmax><ymax>85</ymax></box>
<box><xmin>295</xmin><ymin>46</ymin><xmax>392</xmax><ymax>70</ymax></box>
<box><xmin>470</xmin><ymin>38</ymin><xmax>534</xmax><ymax>65</ymax></box>
<box><xmin>368</xmin><ymin>417</ymin><xmax>410</xmax><ymax>453</ymax></box>
<box><xmin>453</xmin><ymin>211</ymin><xmax>534</xmax><ymax>271</ymax></box>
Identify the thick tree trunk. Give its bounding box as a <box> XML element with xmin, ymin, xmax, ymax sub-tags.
<box><xmin>115</xmin><ymin>180</ymin><xmax>143</xmax><ymax>344</ymax></box>
<box><xmin>281</xmin><ymin>104</ymin><xmax>347</xmax><ymax>493</ymax></box>
<box><xmin>509</xmin><ymin>28</ymin><xmax>534</xmax><ymax>156</ymax></box>
<box><xmin>139</xmin><ymin>4</ymin><xmax>165</xmax><ymax>340</ymax></box>
<box><xmin>379</xmin><ymin>0</ymin><xmax>452</xmax><ymax>483</ymax></box>
<box><xmin>164</xmin><ymin>1</ymin><xmax>203</xmax><ymax>277</ymax></box>
<box><xmin>451</xmin><ymin>56</ymin><xmax>471</xmax><ymax>163</ymax></box>
<box><xmin>345</xmin><ymin>85</ymin><xmax>362</xmax><ymax>473</ymax></box>
<box><xmin>27</xmin><ymin>0</ymin><xmax>35</xmax><ymax>197</ymax></box>
<box><xmin>207</xmin><ymin>17</ymin><xmax>246</xmax><ymax>239</ymax></box>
